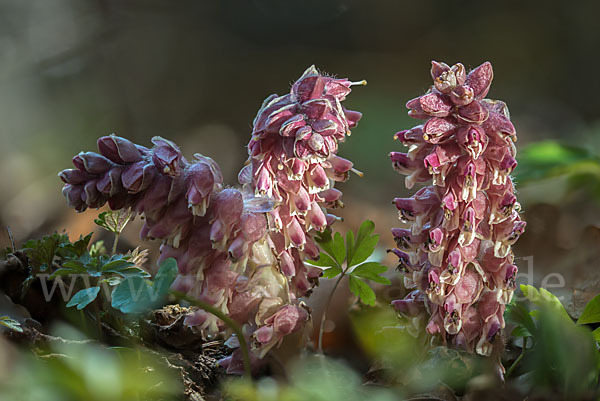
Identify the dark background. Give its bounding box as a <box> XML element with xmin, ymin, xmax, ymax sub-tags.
<box><xmin>1</xmin><ymin>1</ymin><xmax>599</xmax><ymax>342</ymax></box>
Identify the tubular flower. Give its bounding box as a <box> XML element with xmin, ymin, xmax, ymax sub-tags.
<box><xmin>59</xmin><ymin>66</ymin><xmax>363</xmax><ymax>372</ymax></box>
<box><xmin>390</xmin><ymin>61</ymin><xmax>524</xmax><ymax>356</ymax></box>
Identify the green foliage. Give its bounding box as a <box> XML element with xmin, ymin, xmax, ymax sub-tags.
<box><xmin>351</xmin><ymin>306</ymin><xmax>487</xmax><ymax>394</ymax></box>
<box><xmin>225</xmin><ymin>356</ymin><xmax>397</xmax><ymax>401</ymax></box>
<box><xmin>23</xmin><ymin>233</ymin><xmax>92</xmax><ymax>272</ymax></box>
<box><xmin>505</xmin><ymin>285</ymin><xmax>600</xmax><ymax>396</ymax></box>
<box><xmin>517</xmin><ymin>140</ymin><xmax>600</xmax><ymax>201</ymax></box>
<box><xmin>351</xmin><ymin>305</ymin><xmax>422</xmax><ymax>368</ymax></box>
<box><xmin>15</xmin><ymin>230</ymin><xmax>159</xmax><ymax>317</ymax></box>
<box><xmin>348</xmin><ymin>275</ymin><xmax>376</xmax><ymax>306</ymax></box>
<box><xmin>89</xmin><ymin>240</ymin><xmax>106</xmax><ymax>258</ymax></box>
<box><xmin>111</xmin><ymin>258</ymin><xmax>178</xmax><ymax>314</ymax></box>
<box><xmin>94</xmin><ymin>210</ymin><xmax>134</xmax><ymax>235</ymax></box>
<box><xmin>0</xmin><ymin>326</ymin><xmax>180</xmax><ymax>401</ymax></box>
<box><xmin>519</xmin><ymin>284</ymin><xmax>572</xmax><ymax>321</ymax></box>
<box><xmin>0</xmin><ymin>316</ymin><xmax>23</xmax><ymax>333</ymax></box>
<box><xmin>505</xmin><ymin>301</ymin><xmax>535</xmax><ymax>338</ymax></box>
<box><xmin>309</xmin><ymin>220</ymin><xmax>389</xmax><ymax>306</ymax></box>
<box><xmin>517</xmin><ymin>141</ymin><xmax>600</xmax><ymax>182</ymax></box>
<box><xmin>51</xmin><ymin>253</ymin><xmax>148</xmax><ymax>282</ymax></box>
<box><xmin>66</xmin><ymin>287</ymin><xmax>101</xmax><ymax>310</ymax></box>
<box><xmin>576</xmin><ymin>294</ymin><xmax>600</xmax><ymax>325</ymax></box>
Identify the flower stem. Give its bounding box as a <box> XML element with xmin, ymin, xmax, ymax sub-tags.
<box><xmin>171</xmin><ymin>290</ymin><xmax>252</xmax><ymax>379</ymax></box>
<box><xmin>317</xmin><ymin>264</ymin><xmax>346</xmax><ymax>354</ymax></box>
<box><xmin>506</xmin><ymin>336</ymin><xmax>527</xmax><ymax>378</ymax></box>
<box><xmin>111</xmin><ymin>233</ymin><xmax>120</xmax><ymax>255</ymax></box>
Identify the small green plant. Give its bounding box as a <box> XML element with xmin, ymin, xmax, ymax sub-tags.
<box><xmin>307</xmin><ymin>220</ymin><xmax>390</xmax><ymax>353</ymax></box>
<box><xmin>94</xmin><ymin>210</ymin><xmax>134</xmax><ymax>254</ymax></box>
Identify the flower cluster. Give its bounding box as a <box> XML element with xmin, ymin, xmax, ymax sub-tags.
<box><xmin>59</xmin><ymin>65</ymin><xmax>362</xmax><ymax>371</ymax></box>
<box><xmin>389</xmin><ymin>61</ymin><xmax>525</xmax><ymax>356</ymax></box>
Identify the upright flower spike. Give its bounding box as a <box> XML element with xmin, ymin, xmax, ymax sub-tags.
<box><xmin>58</xmin><ymin>66</ymin><xmax>363</xmax><ymax>373</ymax></box>
<box><xmin>390</xmin><ymin>61</ymin><xmax>525</xmax><ymax>357</ymax></box>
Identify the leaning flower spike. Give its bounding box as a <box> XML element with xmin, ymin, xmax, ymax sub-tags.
<box><xmin>59</xmin><ymin>66</ymin><xmax>363</xmax><ymax>372</ymax></box>
<box><xmin>390</xmin><ymin>61</ymin><xmax>524</xmax><ymax>356</ymax></box>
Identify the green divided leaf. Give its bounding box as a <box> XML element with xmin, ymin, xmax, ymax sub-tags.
<box><xmin>95</xmin><ymin>210</ymin><xmax>134</xmax><ymax>235</ymax></box>
<box><xmin>348</xmin><ymin>275</ymin><xmax>376</xmax><ymax>306</ymax></box>
<box><xmin>505</xmin><ymin>301</ymin><xmax>536</xmax><ymax>338</ymax></box>
<box><xmin>349</xmin><ymin>235</ymin><xmax>379</xmax><ymax>267</ymax></box>
<box><xmin>355</xmin><ymin>220</ymin><xmax>375</xmax><ymax>247</ymax></box>
<box><xmin>315</xmin><ymin>228</ymin><xmax>346</xmax><ymax>265</ymax></box>
<box><xmin>351</xmin><ymin>262</ymin><xmax>390</xmax><ymax>285</ymax></box>
<box><xmin>153</xmin><ymin>258</ymin><xmax>178</xmax><ymax>296</ymax></box>
<box><xmin>101</xmin><ymin>257</ymin><xmax>134</xmax><ymax>272</ymax></box>
<box><xmin>0</xmin><ymin>316</ymin><xmax>23</xmax><ymax>333</ymax></box>
<box><xmin>511</xmin><ymin>326</ymin><xmax>532</xmax><ymax>338</ymax></box>
<box><xmin>331</xmin><ymin>232</ymin><xmax>345</xmax><ymax>265</ymax></box>
<box><xmin>307</xmin><ymin>253</ymin><xmax>338</xmax><ymax>268</ymax></box>
<box><xmin>322</xmin><ymin>266</ymin><xmax>342</xmax><ymax>279</ymax></box>
<box><xmin>348</xmin><ymin>220</ymin><xmax>378</xmax><ymax>266</ymax></box>
<box><xmin>111</xmin><ymin>258</ymin><xmax>178</xmax><ymax>314</ymax></box>
<box><xmin>23</xmin><ymin>233</ymin><xmax>69</xmax><ymax>271</ymax></box>
<box><xmin>57</xmin><ymin>233</ymin><xmax>93</xmax><ymax>258</ymax></box>
<box><xmin>67</xmin><ymin>287</ymin><xmax>101</xmax><ymax>310</ymax></box>
<box><xmin>345</xmin><ymin>230</ymin><xmax>355</xmax><ymax>263</ymax></box>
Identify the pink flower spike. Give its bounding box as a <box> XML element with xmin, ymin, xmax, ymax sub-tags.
<box><xmin>390</xmin><ymin>61</ymin><xmax>524</xmax><ymax>357</ymax></box>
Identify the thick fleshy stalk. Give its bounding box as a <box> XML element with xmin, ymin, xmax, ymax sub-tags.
<box><xmin>390</xmin><ymin>61</ymin><xmax>524</xmax><ymax>356</ymax></box>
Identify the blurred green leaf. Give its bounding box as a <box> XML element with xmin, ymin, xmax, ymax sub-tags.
<box><xmin>505</xmin><ymin>300</ymin><xmax>536</xmax><ymax>338</ymax></box>
<box><xmin>592</xmin><ymin>327</ymin><xmax>600</xmax><ymax>342</ymax></box>
<box><xmin>350</xmin><ymin>306</ymin><xmax>423</xmax><ymax>377</ymax></box>
<box><xmin>525</xmin><ymin>305</ymin><xmax>599</xmax><ymax>397</ymax></box>
<box><xmin>0</xmin><ymin>316</ymin><xmax>23</xmax><ymax>333</ymax></box>
<box><xmin>511</xmin><ymin>326</ymin><xmax>532</xmax><ymax>338</ymax></box>
<box><xmin>517</xmin><ymin>141</ymin><xmax>600</xmax><ymax>183</ymax></box>
<box><xmin>348</xmin><ymin>275</ymin><xmax>376</xmax><ymax>306</ymax></box>
<box><xmin>89</xmin><ymin>240</ymin><xmax>106</xmax><ymax>257</ymax></box>
<box><xmin>350</xmin><ymin>262</ymin><xmax>390</xmax><ymax>285</ymax></box>
<box><xmin>225</xmin><ymin>355</ymin><xmax>398</xmax><ymax>401</ymax></box>
<box><xmin>67</xmin><ymin>287</ymin><xmax>101</xmax><ymax>310</ymax></box>
<box><xmin>576</xmin><ymin>294</ymin><xmax>600</xmax><ymax>325</ymax></box>
<box><xmin>520</xmin><ymin>284</ymin><xmax>571</xmax><ymax>321</ymax></box>
<box><xmin>0</xmin><ymin>325</ymin><xmax>180</xmax><ymax>401</ymax></box>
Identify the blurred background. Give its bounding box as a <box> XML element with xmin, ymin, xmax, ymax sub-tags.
<box><xmin>1</xmin><ymin>0</ymin><xmax>599</xmax><ymax>355</ymax></box>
